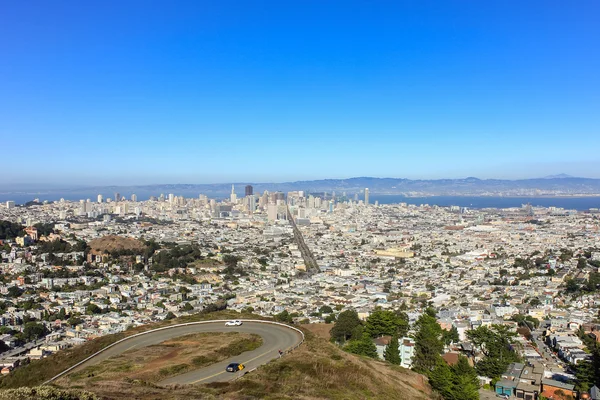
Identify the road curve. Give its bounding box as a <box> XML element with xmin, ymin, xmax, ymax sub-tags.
<box><xmin>50</xmin><ymin>320</ymin><xmax>303</xmax><ymax>386</ymax></box>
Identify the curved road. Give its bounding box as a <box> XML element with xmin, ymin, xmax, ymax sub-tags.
<box><xmin>59</xmin><ymin>321</ymin><xmax>303</xmax><ymax>386</ymax></box>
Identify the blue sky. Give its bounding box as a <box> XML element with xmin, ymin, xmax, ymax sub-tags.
<box><xmin>1</xmin><ymin>1</ymin><xmax>599</xmax><ymax>186</ymax></box>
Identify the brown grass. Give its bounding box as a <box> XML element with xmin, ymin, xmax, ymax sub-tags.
<box><xmin>0</xmin><ymin>310</ymin><xmax>264</xmax><ymax>389</ymax></box>
<box><xmin>61</xmin><ymin>332</ymin><xmax>262</xmax><ymax>385</ymax></box>
<box><xmin>50</xmin><ymin>329</ymin><xmax>432</xmax><ymax>400</ymax></box>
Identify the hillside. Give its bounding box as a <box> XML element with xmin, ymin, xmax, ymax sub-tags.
<box><xmin>88</xmin><ymin>235</ymin><xmax>145</xmax><ymax>254</ymax></box>
<box><xmin>0</xmin><ymin>312</ymin><xmax>434</xmax><ymax>400</ymax></box>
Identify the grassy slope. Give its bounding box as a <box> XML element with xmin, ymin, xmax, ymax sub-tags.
<box><xmin>63</xmin><ymin>332</ymin><xmax>262</xmax><ymax>384</ymax></box>
<box><xmin>0</xmin><ymin>310</ymin><xmax>261</xmax><ymax>389</ymax></box>
<box><xmin>1</xmin><ymin>311</ymin><xmax>434</xmax><ymax>399</ymax></box>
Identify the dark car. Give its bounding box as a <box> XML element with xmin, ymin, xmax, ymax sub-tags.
<box><xmin>226</xmin><ymin>363</ymin><xmax>245</xmax><ymax>372</ymax></box>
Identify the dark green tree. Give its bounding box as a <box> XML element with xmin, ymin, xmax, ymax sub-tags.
<box><xmin>344</xmin><ymin>333</ymin><xmax>378</xmax><ymax>359</ymax></box>
<box><xmin>442</xmin><ymin>326</ymin><xmax>460</xmax><ymax>346</ymax></box>
<box><xmin>22</xmin><ymin>322</ymin><xmax>49</xmax><ymax>341</ymax></box>
<box><xmin>365</xmin><ymin>309</ymin><xmax>409</xmax><ymax>338</ymax></box>
<box><xmin>467</xmin><ymin>325</ymin><xmax>519</xmax><ymax>379</ymax></box>
<box><xmin>164</xmin><ymin>311</ymin><xmax>176</xmax><ymax>320</ymax></box>
<box><xmin>384</xmin><ymin>334</ymin><xmax>401</xmax><ymax>365</ymax></box>
<box><xmin>412</xmin><ymin>312</ymin><xmax>444</xmax><ymax>374</ymax></box>
<box><xmin>274</xmin><ymin>309</ymin><xmax>293</xmax><ymax>323</ymax></box>
<box><xmin>330</xmin><ymin>310</ymin><xmax>362</xmax><ymax>343</ymax></box>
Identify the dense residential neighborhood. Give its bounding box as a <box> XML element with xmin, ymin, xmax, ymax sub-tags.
<box><xmin>1</xmin><ymin>191</ymin><xmax>600</xmax><ymax>399</ymax></box>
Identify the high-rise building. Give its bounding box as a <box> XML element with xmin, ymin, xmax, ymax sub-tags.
<box><xmin>365</xmin><ymin>188</ymin><xmax>370</xmax><ymax>206</ymax></box>
<box><xmin>230</xmin><ymin>185</ymin><xmax>237</xmax><ymax>203</ymax></box>
<box><xmin>6</xmin><ymin>201</ymin><xmax>15</xmax><ymax>209</ymax></box>
<box><xmin>97</xmin><ymin>194</ymin><xmax>103</xmax><ymax>203</ymax></box>
<box><xmin>131</xmin><ymin>194</ymin><xmax>137</xmax><ymax>202</ymax></box>
<box><xmin>114</xmin><ymin>192</ymin><xmax>121</xmax><ymax>202</ymax></box>
<box><xmin>267</xmin><ymin>204</ymin><xmax>278</xmax><ymax>222</ymax></box>
<box><xmin>168</xmin><ymin>193</ymin><xmax>174</xmax><ymax>204</ymax></box>
<box><xmin>245</xmin><ymin>185</ymin><xmax>253</xmax><ymax>196</ymax></box>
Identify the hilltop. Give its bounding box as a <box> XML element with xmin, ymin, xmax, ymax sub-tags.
<box><xmin>0</xmin><ymin>311</ymin><xmax>433</xmax><ymax>400</ymax></box>
<box><xmin>88</xmin><ymin>235</ymin><xmax>145</xmax><ymax>254</ymax></box>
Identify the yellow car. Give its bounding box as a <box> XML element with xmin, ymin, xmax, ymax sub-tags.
<box><xmin>226</xmin><ymin>363</ymin><xmax>245</xmax><ymax>372</ymax></box>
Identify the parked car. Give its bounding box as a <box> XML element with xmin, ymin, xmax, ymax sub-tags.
<box><xmin>226</xmin><ymin>363</ymin><xmax>245</xmax><ymax>372</ymax></box>
<box><xmin>225</xmin><ymin>320</ymin><xmax>243</xmax><ymax>326</ymax></box>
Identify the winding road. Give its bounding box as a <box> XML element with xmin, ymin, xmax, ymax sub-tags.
<box><xmin>48</xmin><ymin>320</ymin><xmax>303</xmax><ymax>386</ymax></box>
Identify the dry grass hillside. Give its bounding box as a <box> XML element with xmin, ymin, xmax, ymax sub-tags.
<box><xmin>60</xmin><ymin>331</ymin><xmax>433</xmax><ymax>400</ymax></box>
<box><xmin>0</xmin><ymin>311</ymin><xmax>434</xmax><ymax>400</ymax></box>
<box><xmin>88</xmin><ymin>235</ymin><xmax>145</xmax><ymax>254</ymax></box>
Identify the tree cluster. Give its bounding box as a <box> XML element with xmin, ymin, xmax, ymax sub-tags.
<box><xmin>466</xmin><ymin>324</ymin><xmax>519</xmax><ymax>379</ymax></box>
<box><xmin>0</xmin><ymin>220</ymin><xmax>24</xmax><ymax>240</ymax></box>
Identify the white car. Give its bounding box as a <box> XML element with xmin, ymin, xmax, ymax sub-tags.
<box><xmin>225</xmin><ymin>320</ymin><xmax>243</xmax><ymax>326</ymax></box>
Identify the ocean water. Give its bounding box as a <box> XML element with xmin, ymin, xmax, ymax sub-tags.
<box><xmin>369</xmin><ymin>195</ymin><xmax>600</xmax><ymax>211</ymax></box>
<box><xmin>1</xmin><ymin>191</ymin><xmax>599</xmax><ymax>211</ymax></box>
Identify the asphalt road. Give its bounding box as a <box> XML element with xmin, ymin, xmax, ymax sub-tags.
<box><xmin>66</xmin><ymin>321</ymin><xmax>303</xmax><ymax>386</ymax></box>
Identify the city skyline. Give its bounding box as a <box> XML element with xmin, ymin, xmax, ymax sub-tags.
<box><xmin>2</xmin><ymin>1</ymin><xmax>599</xmax><ymax>185</ymax></box>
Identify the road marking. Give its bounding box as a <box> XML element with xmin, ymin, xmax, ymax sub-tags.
<box><xmin>190</xmin><ymin>349</ymin><xmax>274</xmax><ymax>384</ymax></box>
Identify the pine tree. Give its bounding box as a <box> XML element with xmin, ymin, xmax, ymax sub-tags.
<box><xmin>384</xmin><ymin>335</ymin><xmax>401</xmax><ymax>365</ymax></box>
<box><xmin>345</xmin><ymin>333</ymin><xmax>379</xmax><ymax>359</ymax></box>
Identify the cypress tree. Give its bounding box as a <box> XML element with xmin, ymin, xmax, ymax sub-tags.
<box><xmin>384</xmin><ymin>334</ymin><xmax>401</xmax><ymax>365</ymax></box>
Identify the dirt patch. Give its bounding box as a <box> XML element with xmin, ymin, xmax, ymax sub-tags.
<box><xmin>88</xmin><ymin>235</ymin><xmax>145</xmax><ymax>254</ymax></box>
<box><xmin>300</xmin><ymin>323</ymin><xmax>332</xmax><ymax>340</ymax></box>
<box><xmin>61</xmin><ymin>332</ymin><xmax>262</xmax><ymax>386</ymax></box>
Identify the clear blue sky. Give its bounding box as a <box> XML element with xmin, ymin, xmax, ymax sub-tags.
<box><xmin>1</xmin><ymin>1</ymin><xmax>599</xmax><ymax>186</ymax></box>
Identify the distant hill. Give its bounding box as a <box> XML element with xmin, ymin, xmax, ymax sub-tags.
<box><xmin>6</xmin><ymin>176</ymin><xmax>600</xmax><ymax>201</ymax></box>
<box><xmin>122</xmin><ymin>176</ymin><xmax>600</xmax><ymax>196</ymax></box>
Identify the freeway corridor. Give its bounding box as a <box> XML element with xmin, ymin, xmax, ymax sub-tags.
<box><xmin>55</xmin><ymin>321</ymin><xmax>303</xmax><ymax>386</ymax></box>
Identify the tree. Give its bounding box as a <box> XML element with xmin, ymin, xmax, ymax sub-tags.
<box><xmin>182</xmin><ymin>302</ymin><xmax>194</xmax><ymax>312</ymax></box>
<box><xmin>578</xmin><ymin>257</ymin><xmax>588</xmax><ymax>269</ymax></box>
<box><xmin>429</xmin><ymin>356</ymin><xmax>479</xmax><ymax>400</ymax></box>
<box><xmin>274</xmin><ymin>310</ymin><xmax>293</xmax><ymax>323</ymax></box>
<box><xmin>467</xmin><ymin>324</ymin><xmax>519</xmax><ymax>379</ymax></box>
<box><xmin>412</xmin><ymin>312</ymin><xmax>444</xmax><ymax>374</ymax></box>
<box><xmin>7</xmin><ymin>286</ymin><xmax>23</xmax><ymax>298</ymax></box>
<box><xmin>365</xmin><ymin>309</ymin><xmax>409</xmax><ymax>338</ymax></box>
<box><xmin>67</xmin><ymin>316</ymin><xmax>83</xmax><ymax>326</ymax></box>
<box><xmin>442</xmin><ymin>326</ymin><xmax>460</xmax><ymax>346</ymax></box>
<box><xmin>319</xmin><ymin>305</ymin><xmax>333</xmax><ymax>314</ymax></box>
<box><xmin>164</xmin><ymin>311</ymin><xmax>176</xmax><ymax>320</ymax></box>
<box><xmin>330</xmin><ymin>310</ymin><xmax>362</xmax><ymax>343</ymax></box>
<box><xmin>85</xmin><ymin>303</ymin><xmax>102</xmax><ymax>315</ymax></box>
<box><xmin>384</xmin><ymin>335</ymin><xmax>401</xmax><ymax>365</ymax></box>
<box><xmin>529</xmin><ymin>298</ymin><xmax>542</xmax><ymax>307</ymax></box>
<box><xmin>344</xmin><ymin>333</ymin><xmax>378</xmax><ymax>359</ymax></box>
<box><xmin>22</xmin><ymin>322</ymin><xmax>49</xmax><ymax>341</ymax></box>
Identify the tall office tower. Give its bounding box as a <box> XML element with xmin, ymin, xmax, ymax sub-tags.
<box><xmin>247</xmin><ymin>195</ymin><xmax>256</xmax><ymax>213</ymax></box>
<box><xmin>267</xmin><ymin>204</ymin><xmax>278</xmax><ymax>222</ymax></box>
<box><xmin>114</xmin><ymin>192</ymin><xmax>121</xmax><ymax>202</ymax></box>
<box><xmin>131</xmin><ymin>194</ymin><xmax>137</xmax><ymax>202</ymax></box>
<box><xmin>159</xmin><ymin>193</ymin><xmax>165</xmax><ymax>202</ymax></box>
<box><xmin>245</xmin><ymin>185</ymin><xmax>253</xmax><ymax>196</ymax></box>
<box><xmin>259</xmin><ymin>191</ymin><xmax>268</xmax><ymax>207</ymax></box>
<box><xmin>168</xmin><ymin>193</ymin><xmax>174</xmax><ymax>204</ymax></box>
<box><xmin>6</xmin><ymin>201</ymin><xmax>15</xmax><ymax>209</ymax></box>
<box><xmin>354</xmin><ymin>193</ymin><xmax>359</xmax><ymax>202</ymax></box>
<box><xmin>97</xmin><ymin>194</ymin><xmax>103</xmax><ymax>203</ymax></box>
<box><xmin>365</xmin><ymin>188</ymin><xmax>370</xmax><ymax>205</ymax></box>
<box><xmin>230</xmin><ymin>184</ymin><xmax>237</xmax><ymax>203</ymax></box>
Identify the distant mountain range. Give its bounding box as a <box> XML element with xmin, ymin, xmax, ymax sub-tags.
<box><xmin>9</xmin><ymin>176</ymin><xmax>599</xmax><ymax>199</ymax></box>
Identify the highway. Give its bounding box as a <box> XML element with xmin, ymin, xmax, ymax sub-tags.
<box><xmin>55</xmin><ymin>321</ymin><xmax>303</xmax><ymax>386</ymax></box>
